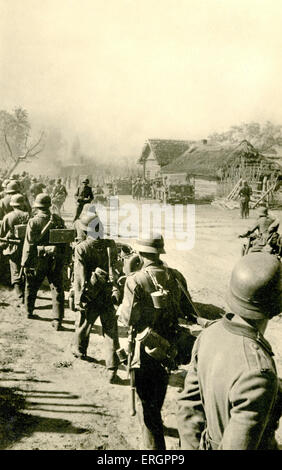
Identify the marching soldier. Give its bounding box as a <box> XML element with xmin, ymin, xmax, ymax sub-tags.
<box><xmin>51</xmin><ymin>178</ymin><xmax>68</xmax><ymax>215</ymax></box>
<box><xmin>73</xmin><ymin>178</ymin><xmax>94</xmax><ymax>222</ymax></box>
<box><xmin>71</xmin><ymin>209</ymin><xmax>120</xmax><ymax>383</ymax></box>
<box><xmin>21</xmin><ymin>194</ymin><xmax>66</xmax><ymax>330</ymax></box>
<box><xmin>0</xmin><ymin>181</ymin><xmax>21</xmax><ymax>220</ymax></box>
<box><xmin>177</xmin><ymin>252</ymin><xmax>282</xmax><ymax>450</ymax></box>
<box><xmin>0</xmin><ymin>194</ymin><xmax>29</xmax><ymax>298</ymax></box>
<box><xmin>29</xmin><ymin>177</ymin><xmax>46</xmax><ymax>203</ymax></box>
<box><xmin>117</xmin><ymin>234</ymin><xmax>196</xmax><ymax>450</ymax></box>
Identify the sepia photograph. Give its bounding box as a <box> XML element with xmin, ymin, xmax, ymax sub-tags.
<box><xmin>0</xmin><ymin>0</ymin><xmax>281</xmax><ymax>454</ymax></box>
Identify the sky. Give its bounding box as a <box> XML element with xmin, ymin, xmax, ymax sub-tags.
<box><xmin>1</xmin><ymin>0</ymin><xmax>282</xmax><ymax>165</ymax></box>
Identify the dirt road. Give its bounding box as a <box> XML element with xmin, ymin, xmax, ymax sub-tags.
<box><xmin>0</xmin><ymin>192</ymin><xmax>281</xmax><ymax>450</ymax></box>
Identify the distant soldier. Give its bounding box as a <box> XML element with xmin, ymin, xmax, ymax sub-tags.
<box><xmin>51</xmin><ymin>178</ymin><xmax>68</xmax><ymax>215</ymax></box>
<box><xmin>0</xmin><ymin>194</ymin><xmax>29</xmax><ymax>299</ymax></box>
<box><xmin>73</xmin><ymin>178</ymin><xmax>94</xmax><ymax>222</ymax></box>
<box><xmin>239</xmin><ymin>180</ymin><xmax>252</xmax><ymax>218</ymax></box>
<box><xmin>71</xmin><ymin>210</ymin><xmax>120</xmax><ymax>383</ymax></box>
<box><xmin>117</xmin><ymin>234</ymin><xmax>196</xmax><ymax>450</ymax></box>
<box><xmin>177</xmin><ymin>252</ymin><xmax>282</xmax><ymax>450</ymax></box>
<box><xmin>29</xmin><ymin>177</ymin><xmax>46</xmax><ymax>203</ymax></box>
<box><xmin>21</xmin><ymin>194</ymin><xmax>66</xmax><ymax>330</ymax></box>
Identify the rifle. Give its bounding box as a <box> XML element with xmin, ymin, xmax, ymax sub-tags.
<box><xmin>175</xmin><ymin>277</ymin><xmax>201</xmax><ymax>319</ymax></box>
<box><xmin>127</xmin><ymin>325</ymin><xmax>136</xmax><ymax>417</ymax></box>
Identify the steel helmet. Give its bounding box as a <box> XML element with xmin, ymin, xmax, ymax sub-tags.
<box><xmin>10</xmin><ymin>194</ymin><xmax>25</xmax><ymax>207</ymax></box>
<box><xmin>227</xmin><ymin>252</ymin><xmax>282</xmax><ymax>320</ymax></box>
<box><xmin>79</xmin><ymin>213</ymin><xmax>104</xmax><ymax>239</ymax></box>
<box><xmin>6</xmin><ymin>181</ymin><xmax>20</xmax><ymax>194</ymax></box>
<box><xmin>135</xmin><ymin>234</ymin><xmax>166</xmax><ymax>254</ymax></box>
<box><xmin>82</xmin><ymin>178</ymin><xmax>89</xmax><ymax>184</ymax></box>
<box><xmin>33</xmin><ymin>193</ymin><xmax>51</xmax><ymax>208</ymax></box>
<box><xmin>2</xmin><ymin>179</ymin><xmax>10</xmax><ymax>188</ymax></box>
<box><xmin>257</xmin><ymin>206</ymin><xmax>268</xmax><ymax>217</ymax></box>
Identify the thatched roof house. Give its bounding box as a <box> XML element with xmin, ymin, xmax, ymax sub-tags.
<box><xmin>161</xmin><ymin>139</ymin><xmax>282</xmax><ymax>200</ymax></box>
<box><xmin>161</xmin><ymin>140</ymin><xmax>277</xmax><ymax>178</ymax></box>
<box><xmin>138</xmin><ymin>138</ymin><xmax>191</xmax><ymax>179</ymax></box>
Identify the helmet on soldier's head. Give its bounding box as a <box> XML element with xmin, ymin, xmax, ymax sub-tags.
<box><xmin>10</xmin><ymin>194</ymin><xmax>25</xmax><ymax>207</ymax></box>
<box><xmin>135</xmin><ymin>234</ymin><xmax>166</xmax><ymax>254</ymax></box>
<box><xmin>257</xmin><ymin>206</ymin><xmax>268</xmax><ymax>217</ymax></box>
<box><xmin>79</xmin><ymin>212</ymin><xmax>104</xmax><ymax>238</ymax></box>
<box><xmin>82</xmin><ymin>178</ymin><xmax>89</xmax><ymax>184</ymax></box>
<box><xmin>6</xmin><ymin>181</ymin><xmax>20</xmax><ymax>194</ymax></box>
<box><xmin>227</xmin><ymin>252</ymin><xmax>282</xmax><ymax>320</ymax></box>
<box><xmin>57</xmin><ymin>178</ymin><xmax>61</xmax><ymax>183</ymax></box>
<box><xmin>33</xmin><ymin>194</ymin><xmax>51</xmax><ymax>208</ymax></box>
<box><xmin>2</xmin><ymin>179</ymin><xmax>10</xmax><ymax>188</ymax></box>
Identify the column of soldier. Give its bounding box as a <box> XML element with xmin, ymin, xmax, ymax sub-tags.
<box><xmin>0</xmin><ymin>172</ymin><xmax>281</xmax><ymax>451</ymax></box>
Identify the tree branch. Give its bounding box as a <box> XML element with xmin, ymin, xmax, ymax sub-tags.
<box><xmin>23</xmin><ymin>130</ymin><xmax>45</xmax><ymax>159</ymax></box>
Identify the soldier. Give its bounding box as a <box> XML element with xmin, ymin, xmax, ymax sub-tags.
<box><xmin>0</xmin><ymin>181</ymin><xmax>21</xmax><ymax>220</ymax></box>
<box><xmin>29</xmin><ymin>177</ymin><xmax>46</xmax><ymax>203</ymax></box>
<box><xmin>0</xmin><ymin>179</ymin><xmax>10</xmax><ymax>199</ymax></box>
<box><xmin>239</xmin><ymin>205</ymin><xmax>280</xmax><ymax>252</ymax></box>
<box><xmin>73</xmin><ymin>178</ymin><xmax>94</xmax><ymax>222</ymax></box>
<box><xmin>177</xmin><ymin>252</ymin><xmax>282</xmax><ymax>450</ymax></box>
<box><xmin>0</xmin><ymin>194</ymin><xmax>29</xmax><ymax>299</ymax></box>
<box><xmin>239</xmin><ymin>180</ymin><xmax>252</xmax><ymax>219</ymax></box>
<box><xmin>51</xmin><ymin>178</ymin><xmax>68</xmax><ymax>215</ymax></box>
<box><xmin>71</xmin><ymin>210</ymin><xmax>120</xmax><ymax>383</ymax></box>
<box><xmin>117</xmin><ymin>234</ymin><xmax>196</xmax><ymax>450</ymax></box>
<box><xmin>21</xmin><ymin>194</ymin><xmax>66</xmax><ymax>330</ymax></box>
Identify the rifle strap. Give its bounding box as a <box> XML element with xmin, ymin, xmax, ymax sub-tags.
<box><xmin>37</xmin><ymin>214</ymin><xmax>56</xmax><ymax>244</ymax></box>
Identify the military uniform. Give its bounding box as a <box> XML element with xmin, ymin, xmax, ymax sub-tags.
<box><xmin>73</xmin><ymin>182</ymin><xmax>94</xmax><ymax>221</ymax></box>
<box><xmin>0</xmin><ymin>194</ymin><xmax>13</xmax><ymax>220</ymax></box>
<box><xmin>177</xmin><ymin>314</ymin><xmax>280</xmax><ymax>450</ymax></box>
<box><xmin>0</xmin><ymin>205</ymin><xmax>29</xmax><ymax>295</ymax></box>
<box><xmin>72</xmin><ymin>236</ymin><xmax>119</xmax><ymax>369</ymax></box>
<box><xmin>21</xmin><ymin>201</ymin><xmax>66</xmax><ymax>324</ymax></box>
<box><xmin>118</xmin><ymin>256</ymin><xmax>195</xmax><ymax>450</ymax></box>
<box><xmin>51</xmin><ymin>182</ymin><xmax>68</xmax><ymax>214</ymax></box>
<box><xmin>177</xmin><ymin>252</ymin><xmax>282</xmax><ymax>450</ymax></box>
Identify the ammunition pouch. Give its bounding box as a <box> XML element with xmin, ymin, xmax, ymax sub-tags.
<box><xmin>81</xmin><ymin>267</ymin><xmax>109</xmax><ymax>303</ymax></box>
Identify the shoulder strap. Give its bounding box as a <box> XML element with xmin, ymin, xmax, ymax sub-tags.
<box><xmin>37</xmin><ymin>214</ymin><xmax>55</xmax><ymax>243</ymax></box>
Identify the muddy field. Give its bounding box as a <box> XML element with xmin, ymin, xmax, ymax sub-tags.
<box><xmin>0</xmin><ymin>193</ymin><xmax>281</xmax><ymax>450</ymax></box>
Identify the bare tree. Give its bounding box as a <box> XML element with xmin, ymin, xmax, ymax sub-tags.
<box><xmin>0</xmin><ymin>108</ymin><xmax>45</xmax><ymax>178</ymax></box>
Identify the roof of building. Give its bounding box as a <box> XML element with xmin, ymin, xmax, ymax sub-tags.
<box><xmin>138</xmin><ymin>139</ymin><xmax>191</xmax><ymax>166</ymax></box>
<box><xmin>161</xmin><ymin>140</ymin><xmax>280</xmax><ymax>178</ymax></box>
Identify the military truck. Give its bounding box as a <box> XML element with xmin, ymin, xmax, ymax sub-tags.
<box><xmin>156</xmin><ymin>174</ymin><xmax>195</xmax><ymax>204</ymax></box>
<box><xmin>156</xmin><ymin>183</ymin><xmax>194</xmax><ymax>204</ymax></box>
